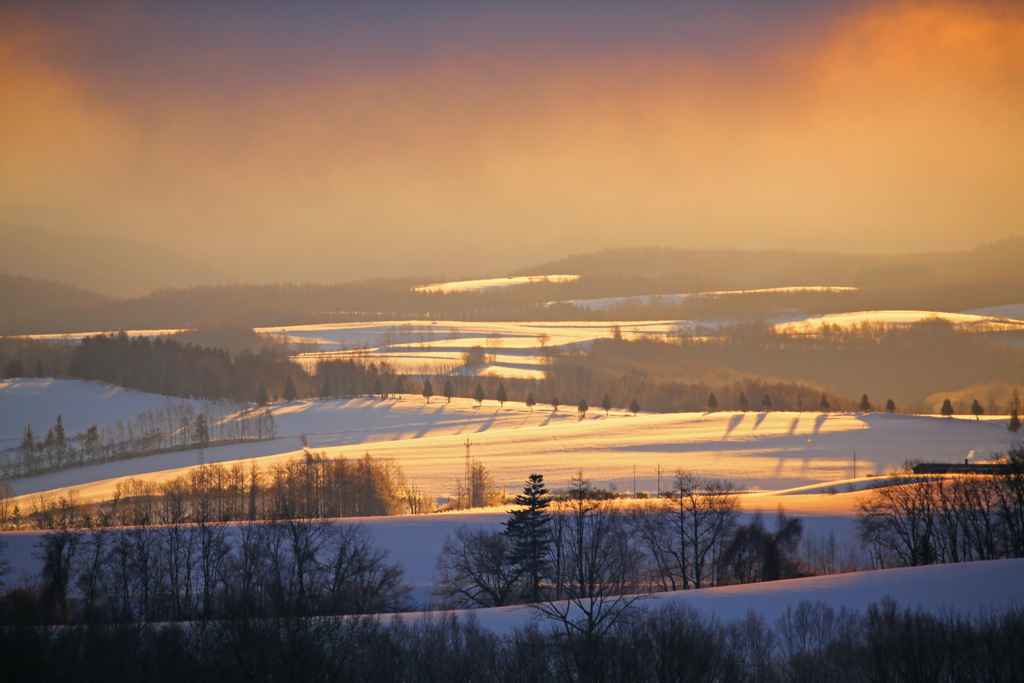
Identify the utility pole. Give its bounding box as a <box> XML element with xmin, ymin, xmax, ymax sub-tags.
<box><xmin>464</xmin><ymin>437</ymin><xmax>472</xmax><ymax>509</ymax></box>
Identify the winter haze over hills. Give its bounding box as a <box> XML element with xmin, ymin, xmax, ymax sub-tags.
<box><xmin>2</xmin><ymin>2</ymin><xmax>1024</xmax><ymax>677</ymax></box>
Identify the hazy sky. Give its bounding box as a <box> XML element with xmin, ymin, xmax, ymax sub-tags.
<box><xmin>2</xmin><ymin>1</ymin><xmax>1023</xmax><ymax>283</ymax></box>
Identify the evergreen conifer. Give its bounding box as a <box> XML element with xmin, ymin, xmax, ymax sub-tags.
<box><xmin>503</xmin><ymin>474</ymin><xmax>552</xmax><ymax>603</ymax></box>
<box><xmin>283</xmin><ymin>377</ymin><xmax>297</xmax><ymax>402</ymax></box>
<box><xmin>941</xmin><ymin>398</ymin><xmax>954</xmax><ymax>417</ymax></box>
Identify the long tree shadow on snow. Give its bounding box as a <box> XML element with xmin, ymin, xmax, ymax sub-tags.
<box><xmin>724</xmin><ymin>413</ymin><xmax>744</xmax><ymax>437</ymax></box>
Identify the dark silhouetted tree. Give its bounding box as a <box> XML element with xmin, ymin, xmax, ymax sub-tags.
<box><xmin>707</xmin><ymin>392</ymin><xmax>719</xmax><ymax>412</ymax></box>
<box><xmin>578</xmin><ymin>399</ymin><xmax>589</xmax><ymax>417</ymax></box>
<box><xmin>320</xmin><ymin>375</ymin><xmax>331</xmax><ymax>400</ymax></box>
<box><xmin>496</xmin><ymin>383</ymin><xmax>508</xmax><ymax>407</ymax></box>
<box><xmin>859</xmin><ymin>394</ymin><xmax>872</xmax><ymax>412</ymax></box>
<box><xmin>737</xmin><ymin>391</ymin><xmax>750</xmax><ymax>412</ymax></box>
<box><xmin>504</xmin><ymin>473</ymin><xmax>552</xmax><ymax>603</ymax></box>
<box><xmin>819</xmin><ymin>395</ymin><xmax>831</xmax><ymax>412</ymax></box>
<box><xmin>434</xmin><ymin>526</ymin><xmax>519</xmax><ymax>608</ymax></box>
<box><xmin>629</xmin><ymin>398</ymin><xmax>640</xmax><ymax>416</ymax></box>
<box><xmin>796</xmin><ymin>394</ymin><xmax>803</xmax><ymax>411</ymax></box>
<box><xmin>1009</xmin><ymin>409</ymin><xmax>1021</xmax><ymax>433</ymax></box>
<box><xmin>193</xmin><ymin>413</ymin><xmax>210</xmax><ymax>449</ymax></box>
<box><xmin>474</xmin><ymin>383</ymin><xmax>485</xmax><ymax>406</ymax></box>
<box><xmin>526</xmin><ymin>392</ymin><xmax>536</xmax><ymax>412</ymax></box>
<box><xmin>422</xmin><ymin>379</ymin><xmax>433</xmax><ymax>403</ymax></box>
<box><xmin>394</xmin><ymin>375</ymin><xmax>406</xmax><ymax>397</ymax></box>
<box><xmin>256</xmin><ymin>382</ymin><xmax>269</xmax><ymax>406</ymax></box>
<box><xmin>373</xmin><ymin>378</ymin><xmax>384</xmax><ymax>399</ymax></box>
<box><xmin>941</xmin><ymin>398</ymin><xmax>954</xmax><ymax>417</ymax></box>
<box><xmin>444</xmin><ymin>379</ymin><xmax>454</xmax><ymax>404</ymax></box>
<box><xmin>761</xmin><ymin>394</ymin><xmax>773</xmax><ymax>412</ymax></box>
<box><xmin>601</xmin><ymin>393</ymin><xmax>612</xmax><ymax>416</ymax></box>
<box><xmin>283</xmin><ymin>377</ymin><xmax>297</xmax><ymax>402</ymax></box>
<box><xmin>971</xmin><ymin>399</ymin><xmax>984</xmax><ymax>420</ymax></box>
<box><xmin>4</xmin><ymin>359</ymin><xmax>23</xmax><ymax>378</ymax></box>
<box><xmin>551</xmin><ymin>396</ymin><xmax>560</xmax><ymax>413</ymax></box>
<box><xmin>34</xmin><ymin>360</ymin><xmax>43</xmax><ymax>377</ymax></box>
<box><xmin>885</xmin><ymin>398</ymin><xmax>896</xmax><ymax>414</ymax></box>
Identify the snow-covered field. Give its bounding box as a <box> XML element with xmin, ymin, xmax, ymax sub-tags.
<box><xmin>1</xmin><ymin>514</ymin><xmax>1016</xmax><ymax>627</ymax></box>
<box><xmin>773</xmin><ymin>309</ymin><xmax>1024</xmax><ymax>334</ymax></box>
<box><xmin>963</xmin><ymin>302</ymin><xmax>1024</xmax><ymax>323</ymax></box>
<box><xmin>551</xmin><ymin>286</ymin><xmax>858</xmax><ymax>311</ymax></box>
<box><xmin>256</xmin><ymin>319</ymin><xmax>689</xmax><ymax>379</ymax></box>
<box><xmin>418</xmin><ymin>558</ymin><xmax>1024</xmax><ymax>633</ymax></box>
<box><xmin>3</xmin><ymin>379</ymin><xmax>1018</xmax><ymax>511</ymax></box>
<box><xmin>2</xmin><ymin>378</ymin><xmax>1022</xmax><ymax>624</ymax></box>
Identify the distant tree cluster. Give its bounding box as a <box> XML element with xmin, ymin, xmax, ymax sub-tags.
<box><xmin>857</xmin><ymin>445</ymin><xmax>1024</xmax><ymax>568</ymax></box>
<box><xmin>67</xmin><ymin>332</ymin><xmax>303</xmax><ymax>402</ymax></box>
<box><xmin>17</xmin><ymin>451</ymin><xmax>415</xmax><ymax>532</ymax></box>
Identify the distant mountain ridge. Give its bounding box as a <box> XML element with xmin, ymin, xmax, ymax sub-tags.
<box><xmin>0</xmin><ymin>225</ymin><xmax>231</xmax><ymax>297</ymax></box>
<box><xmin>517</xmin><ymin>239</ymin><xmax>1024</xmax><ymax>289</ymax></box>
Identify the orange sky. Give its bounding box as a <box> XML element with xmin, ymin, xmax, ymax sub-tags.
<box><xmin>1</xmin><ymin>1</ymin><xmax>1022</xmax><ymax>283</ymax></box>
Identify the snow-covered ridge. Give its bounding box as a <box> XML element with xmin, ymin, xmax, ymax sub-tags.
<box><xmin>550</xmin><ymin>286</ymin><xmax>858</xmax><ymax>311</ymax></box>
<box><xmin>413</xmin><ymin>274</ymin><xmax>579</xmax><ymax>294</ymax></box>
<box><xmin>774</xmin><ymin>309</ymin><xmax>1024</xmax><ymax>334</ymax></box>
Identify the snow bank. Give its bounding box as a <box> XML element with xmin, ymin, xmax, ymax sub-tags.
<box><xmin>443</xmin><ymin>558</ymin><xmax>1024</xmax><ymax>634</ymax></box>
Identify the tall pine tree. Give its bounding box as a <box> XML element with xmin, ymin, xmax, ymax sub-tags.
<box><xmin>504</xmin><ymin>473</ymin><xmax>552</xmax><ymax>603</ymax></box>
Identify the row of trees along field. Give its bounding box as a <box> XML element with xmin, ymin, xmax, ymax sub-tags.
<box><xmin>7</xmin><ymin>451</ymin><xmax>417</xmax><ymax>532</ymax></box>
<box><xmin>4</xmin><ymin>400</ymin><xmax>274</xmax><ymax>480</ymax></box>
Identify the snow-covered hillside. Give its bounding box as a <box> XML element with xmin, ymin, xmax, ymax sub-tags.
<box><xmin>773</xmin><ymin>309</ymin><xmax>1024</xmax><ymax>334</ymax></box>
<box><xmin>3</xmin><ymin>379</ymin><xmax>1017</xmax><ymax>509</ymax></box>
<box><xmin>0</xmin><ymin>378</ymin><xmax>207</xmax><ymax>450</ymax></box>
<box><xmin>411</xmin><ymin>558</ymin><xmax>1024</xmax><ymax>634</ymax></box>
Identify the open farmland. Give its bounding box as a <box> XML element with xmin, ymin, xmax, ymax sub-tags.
<box><xmin>2</xmin><ymin>378</ymin><xmax>1016</xmax><ymax>511</ymax></box>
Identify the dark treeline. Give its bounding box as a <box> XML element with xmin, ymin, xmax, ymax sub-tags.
<box><xmin>857</xmin><ymin>444</ymin><xmax>1024</xmax><ymax>568</ymax></box>
<box><xmin>67</xmin><ymin>332</ymin><xmax>303</xmax><ymax>402</ymax></box>
<box><xmin>0</xmin><ymin>519</ymin><xmax>410</xmax><ymax>627</ymax></box>
<box><xmin>0</xmin><ymin>598</ymin><xmax>1021</xmax><ymax>682</ymax></box>
<box><xmin>574</xmin><ymin>319</ymin><xmax>1024</xmax><ymax>408</ymax></box>
<box><xmin>18</xmin><ymin>451</ymin><xmax>414</xmax><ymax>531</ymax></box>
